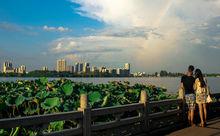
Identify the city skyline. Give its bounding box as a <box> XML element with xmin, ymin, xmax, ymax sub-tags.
<box><xmin>0</xmin><ymin>59</ymin><xmax>132</xmax><ymax>77</ymax></box>
<box><xmin>0</xmin><ymin>59</ymin><xmax>131</xmax><ymax>73</ymax></box>
<box><xmin>1</xmin><ymin>59</ymin><xmax>220</xmax><ymax>77</ymax></box>
<box><xmin>0</xmin><ymin>1</ymin><xmax>220</xmax><ymax>73</ymax></box>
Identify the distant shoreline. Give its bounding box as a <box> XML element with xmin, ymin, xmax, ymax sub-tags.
<box><xmin>0</xmin><ymin>75</ymin><xmax>219</xmax><ymax>78</ymax></box>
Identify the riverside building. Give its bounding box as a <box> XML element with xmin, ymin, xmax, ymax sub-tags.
<box><xmin>42</xmin><ymin>66</ymin><xmax>48</xmax><ymax>71</ymax></box>
<box><xmin>56</xmin><ymin>59</ymin><xmax>67</xmax><ymax>72</ymax></box>
<box><xmin>18</xmin><ymin>65</ymin><xmax>26</xmax><ymax>74</ymax></box>
<box><xmin>67</xmin><ymin>65</ymin><xmax>74</xmax><ymax>73</ymax></box>
<box><xmin>3</xmin><ymin>61</ymin><xmax>14</xmax><ymax>73</ymax></box>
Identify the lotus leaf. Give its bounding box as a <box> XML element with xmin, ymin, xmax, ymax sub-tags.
<box><xmin>36</xmin><ymin>91</ymin><xmax>50</xmax><ymax>99</ymax></box>
<box><xmin>15</xmin><ymin>95</ymin><xmax>25</xmax><ymax>107</ymax></box>
<box><xmin>39</xmin><ymin>77</ymin><xmax>48</xmax><ymax>85</ymax></box>
<box><xmin>23</xmin><ymin>107</ymin><xmax>38</xmax><ymax>115</ymax></box>
<box><xmin>89</xmin><ymin>91</ymin><xmax>102</xmax><ymax>104</ymax></box>
<box><xmin>5</xmin><ymin>97</ymin><xmax>16</xmax><ymax>106</ymax></box>
<box><xmin>62</xmin><ymin>83</ymin><xmax>73</xmax><ymax>96</ymax></box>
<box><xmin>47</xmin><ymin>82</ymin><xmax>55</xmax><ymax>88</ymax></box>
<box><xmin>41</xmin><ymin>97</ymin><xmax>60</xmax><ymax>110</ymax></box>
<box><xmin>49</xmin><ymin>121</ymin><xmax>64</xmax><ymax>131</ymax></box>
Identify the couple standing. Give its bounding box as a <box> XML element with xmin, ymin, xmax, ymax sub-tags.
<box><xmin>181</xmin><ymin>65</ymin><xmax>211</xmax><ymax>127</ymax></box>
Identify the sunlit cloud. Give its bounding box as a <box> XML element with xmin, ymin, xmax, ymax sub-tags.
<box><xmin>209</xmin><ymin>45</ymin><xmax>220</xmax><ymax>49</ymax></box>
<box><xmin>190</xmin><ymin>38</ymin><xmax>203</xmax><ymax>44</ymax></box>
<box><xmin>48</xmin><ymin>0</ymin><xmax>220</xmax><ymax>72</ymax></box>
<box><xmin>43</xmin><ymin>25</ymin><xmax>70</xmax><ymax>32</ymax></box>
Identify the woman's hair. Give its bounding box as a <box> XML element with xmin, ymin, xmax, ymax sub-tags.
<box><xmin>195</xmin><ymin>69</ymin><xmax>206</xmax><ymax>87</ymax></box>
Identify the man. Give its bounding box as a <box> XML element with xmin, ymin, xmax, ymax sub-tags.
<box><xmin>181</xmin><ymin>65</ymin><xmax>195</xmax><ymax>126</ymax></box>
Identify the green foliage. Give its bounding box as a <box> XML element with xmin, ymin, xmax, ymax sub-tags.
<box><xmin>48</xmin><ymin>121</ymin><xmax>64</xmax><ymax>132</ymax></box>
<box><xmin>39</xmin><ymin>77</ymin><xmax>48</xmax><ymax>85</ymax></box>
<box><xmin>0</xmin><ymin>78</ymin><xmax>175</xmax><ymax>135</ymax></box>
<box><xmin>89</xmin><ymin>91</ymin><xmax>102</xmax><ymax>106</ymax></box>
<box><xmin>41</xmin><ymin>97</ymin><xmax>60</xmax><ymax>110</ymax></box>
<box><xmin>0</xmin><ymin>129</ymin><xmax>9</xmax><ymax>136</ymax></box>
<box><xmin>61</xmin><ymin>82</ymin><xmax>73</xmax><ymax>96</ymax></box>
<box><xmin>15</xmin><ymin>95</ymin><xmax>25</xmax><ymax>107</ymax></box>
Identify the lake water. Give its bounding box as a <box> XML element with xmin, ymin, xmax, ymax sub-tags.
<box><xmin>0</xmin><ymin>77</ymin><xmax>219</xmax><ymax>93</ymax></box>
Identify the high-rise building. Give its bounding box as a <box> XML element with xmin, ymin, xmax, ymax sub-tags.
<box><xmin>91</xmin><ymin>66</ymin><xmax>99</xmax><ymax>76</ymax></box>
<box><xmin>99</xmin><ymin>66</ymin><xmax>108</xmax><ymax>73</ymax></box>
<box><xmin>42</xmin><ymin>66</ymin><xmax>48</xmax><ymax>71</ymax></box>
<box><xmin>56</xmin><ymin>59</ymin><xmax>67</xmax><ymax>72</ymax></box>
<box><xmin>109</xmin><ymin>68</ymin><xmax>117</xmax><ymax>77</ymax></box>
<box><xmin>74</xmin><ymin>63</ymin><xmax>79</xmax><ymax>73</ymax></box>
<box><xmin>83</xmin><ymin>62</ymin><xmax>90</xmax><ymax>73</ymax></box>
<box><xmin>14</xmin><ymin>68</ymin><xmax>19</xmax><ymax>73</ymax></box>
<box><xmin>79</xmin><ymin>63</ymin><xmax>83</xmax><ymax>72</ymax></box>
<box><xmin>3</xmin><ymin>61</ymin><xmax>14</xmax><ymax>73</ymax></box>
<box><xmin>117</xmin><ymin>68</ymin><xmax>123</xmax><ymax>76</ymax></box>
<box><xmin>124</xmin><ymin>63</ymin><xmax>130</xmax><ymax>70</ymax></box>
<box><xmin>18</xmin><ymin>65</ymin><xmax>26</xmax><ymax>74</ymax></box>
<box><xmin>66</xmin><ymin>65</ymin><xmax>74</xmax><ymax>73</ymax></box>
<box><xmin>124</xmin><ymin>63</ymin><xmax>131</xmax><ymax>76</ymax></box>
<box><xmin>117</xmin><ymin>68</ymin><xmax>129</xmax><ymax>77</ymax></box>
<box><xmin>91</xmin><ymin>66</ymin><xmax>97</xmax><ymax>72</ymax></box>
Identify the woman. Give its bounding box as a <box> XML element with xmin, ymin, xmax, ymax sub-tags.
<box><xmin>194</xmin><ymin>69</ymin><xmax>208</xmax><ymax>127</ymax></box>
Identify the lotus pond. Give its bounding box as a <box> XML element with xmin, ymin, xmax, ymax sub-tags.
<box><xmin>0</xmin><ymin>78</ymin><xmax>177</xmax><ymax>136</ymax></box>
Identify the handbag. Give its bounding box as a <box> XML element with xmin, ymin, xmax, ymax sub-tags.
<box><xmin>206</xmin><ymin>86</ymin><xmax>213</xmax><ymax>103</ymax></box>
<box><xmin>206</xmin><ymin>95</ymin><xmax>212</xmax><ymax>103</ymax></box>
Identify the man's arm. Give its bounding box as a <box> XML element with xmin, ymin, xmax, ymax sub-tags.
<box><xmin>180</xmin><ymin>82</ymin><xmax>184</xmax><ymax>89</ymax></box>
<box><xmin>193</xmin><ymin>80</ymin><xmax>197</xmax><ymax>91</ymax></box>
<box><xmin>180</xmin><ymin>76</ymin><xmax>184</xmax><ymax>89</ymax></box>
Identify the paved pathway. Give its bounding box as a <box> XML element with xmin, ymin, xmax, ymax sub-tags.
<box><xmin>167</xmin><ymin>117</ymin><xmax>220</xmax><ymax>136</ymax></box>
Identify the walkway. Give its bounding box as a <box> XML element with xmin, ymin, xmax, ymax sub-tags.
<box><xmin>167</xmin><ymin>117</ymin><xmax>220</xmax><ymax>136</ymax></box>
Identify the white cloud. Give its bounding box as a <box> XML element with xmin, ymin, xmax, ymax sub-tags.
<box><xmin>64</xmin><ymin>54</ymin><xmax>81</xmax><ymax>62</ymax></box>
<box><xmin>51</xmin><ymin>40</ymin><xmax>78</xmax><ymax>53</ymax></box>
<box><xmin>209</xmin><ymin>45</ymin><xmax>220</xmax><ymax>49</ymax></box>
<box><xmin>43</xmin><ymin>25</ymin><xmax>70</xmax><ymax>32</ymax></box>
<box><xmin>50</xmin><ymin>36</ymin><xmax>140</xmax><ymax>54</ymax></box>
<box><xmin>49</xmin><ymin>0</ymin><xmax>220</xmax><ymax>72</ymax></box>
<box><xmin>71</xmin><ymin>0</ymin><xmax>220</xmax><ymax>28</ymax></box>
<box><xmin>213</xmin><ymin>36</ymin><xmax>220</xmax><ymax>41</ymax></box>
<box><xmin>190</xmin><ymin>38</ymin><xmax>203</xmax><ymax>44</ymax></box>
<box><xmin>72</xmin><ymin>0</ymin><xmax>174</xmax><ymax>28</ymax></box>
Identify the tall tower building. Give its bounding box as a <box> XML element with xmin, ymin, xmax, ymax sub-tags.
<box><xmin>83</xmin><ymin>62</ymin><xmax>90</xmax><ymax>73</ymax></box>
<box><xmin>18</xmin><ymin>65</ymin><xmax>26</xmax><ymax>74</ymax></box>
<box><xmin>56</xmin><ymin>59</ymin><xmax>67</xmax><ymax>72</ymax></box>
<box><xmin>117</xmin><ymin>68</ymin><xmax>122</xmax><ymax>76</ymax></box>
<box><xmin>124</xmin><ymin>63</ymin><xmax>130</xmax><ymax>70</ymax></box>
<box><xmin>3</xmin><ymin>61</ymin><xmax>14</xmax><ymax>73</ymax></box>
<box><xmin>79</xmin><ymin>63</ymin><xmax>83</xmax><ymax>72</ymax></box>
<box><xmin>124</xmin><ymin>63</ymin><xmax>130</xmax><ymax>76</ymax></box>
<box><xmin>67</xmin><ymin>65</ymin><xmax>74</xmax><ymax>73</ymax></box>
<box><xmin>75</xmin><ymin>62</ymin><xmax>79</xmax><ymax>73</ymax></box>
<box><xmin>42</xmin><ymin>66</ymin><xmax>48</xmax><ymax>71</ymax></box>
<box><xmin>109</xmin><ymin>68</ymin><xmax>117</xmax><ymax>77</ymax></box>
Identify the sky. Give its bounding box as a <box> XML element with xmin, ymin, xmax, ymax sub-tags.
<box><xmin>0</xmin><ymin>0</ymin><xmax>220</xmax><ymax>73</ymax></box>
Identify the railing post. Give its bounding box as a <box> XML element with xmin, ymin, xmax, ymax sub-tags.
<box><xmin>139</xmin><ymin>90</ymin><xmax>149</xmax><ymax>133</ymax></box>
<box><xmin>78</xmin><ymin>94</ymin><xmax>91</xmax><ymax>136</ymax></box>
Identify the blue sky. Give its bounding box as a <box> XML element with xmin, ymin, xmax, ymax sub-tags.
<box><xmin>0</xmin><ymin>0</ymin><xmax>220</xmax><ymax>73</ymax></box>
